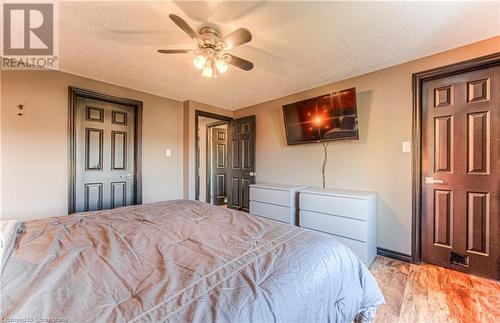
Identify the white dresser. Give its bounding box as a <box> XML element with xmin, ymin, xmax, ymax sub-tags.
<box><xmin>299</xmin><ymin>187</ymin><xmax>377</xmax><ymax>266</ymax></box>
<box><xmin>249</xmin><ymin>183</ymin><xmax>308</xmax><ymax>225</ymax></box>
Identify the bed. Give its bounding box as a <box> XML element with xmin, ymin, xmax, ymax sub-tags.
<box><xmin>0</xmin><ymin>200</ymin><xmax>384</xmax><ymax>322</ymax></box>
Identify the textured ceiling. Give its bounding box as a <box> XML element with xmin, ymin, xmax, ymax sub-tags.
<box><xmin>59</xmin><ymin>1</ymin><xmax>500</xmax><ymax>110</ymax></box>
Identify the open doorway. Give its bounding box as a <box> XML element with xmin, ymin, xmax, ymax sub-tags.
<box><xmin>195</xmin><ymin>111</ymin><xmax>232</xmax><ymax>206</ymax></box>
<box><xmin>195</xmin><ymin>111</ymin><xmax>256</xmax><ymax>211</ymax></box>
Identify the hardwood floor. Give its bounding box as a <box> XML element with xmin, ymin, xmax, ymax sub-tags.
<box><xmin>369</xmin><ymin>256</ymin><xmax>500</xmax><ymax>323</ymax></box>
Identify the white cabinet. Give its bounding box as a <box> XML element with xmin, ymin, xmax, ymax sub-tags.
<box><xmin>249</xmin><ymin>183</ymin><xmax>307</xmax><ymax>225</ymax></box>
<box><xmin>299</xmin><ymin>187</ymin><xmax>377</xmax><ymax>266</ymax></box>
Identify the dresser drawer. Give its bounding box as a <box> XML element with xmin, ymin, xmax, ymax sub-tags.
<box><xmin>250</xmin><ymin>201</ymin><xmax>292</xmax><ymax>223</ymax></box>
<box><xmin>300</xmin><ymin>210</ymin><xmax>367</xmax><ymax>242</ymax></box>
<box><xmin>300</xmin><ymin>193</ymin><xmax>368</xmax><ymax>221</ymax></box>
<box><xmin>250</xmin><ymin>187</ymin><xmax>290</xmax><ymax>207</ymax></box>
<box><xmin>333</xmin><ymin>235</ymin><xmax>368</xmax><ymax>265</ymax></box>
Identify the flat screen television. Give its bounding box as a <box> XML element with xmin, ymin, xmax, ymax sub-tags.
<box><xmin>282</xmin><ymin>87</ymin><xmax>358</xmax><ymax>145</ymax></box>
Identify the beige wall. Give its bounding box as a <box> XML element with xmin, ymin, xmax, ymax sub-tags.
<box><xmin>2</xmin><ymin>37</ymin><xmax>498</xmax><ymax>254</ymax></box>
<box><xmin>183</xmin><ymin>100</ymin><xmax>233</xmax><ymax>200</ymax></box>
<box><xmin>234</xmin><ymin>36</ymin><xmax>500</xmax><ymax>255</ymax></box>
<box><xmin>1</xmin><ymin>70</ymin><xmax>184</xmax><ymax>221</ymax></box>
<box><xmin>0</xmin><ymin>70</ymin><xmax>2</xmax><ymax>217</ymax></box>
<box><xmin>198</xmin><ymin>118</ymin><xmax>209</xmax><ymax>203</ymax></box>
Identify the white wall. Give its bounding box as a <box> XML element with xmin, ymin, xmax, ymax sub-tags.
<box><xmin>1</xmin><ymin>70</ymin><xmax>184</xmax><ymax>221</ymax></box>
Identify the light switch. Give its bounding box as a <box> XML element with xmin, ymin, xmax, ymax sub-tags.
<box><xmin>402</xmin><ymin>141</ymin><xmax>411</xmax><ymax>153</ymax></box>
<box><xmin>165</xmin><ymin>149</ymin><xmax>172</xmax><ymax>157</ymax></box>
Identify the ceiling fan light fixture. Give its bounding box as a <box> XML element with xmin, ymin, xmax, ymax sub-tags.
<box><xmin>193</xmin><ymin>54</ymin><xmax>206</xmax><ymax>70</ymax></box>
<box><xmin>215</xmin><ymin>58</ymin><xmax>228</xmax><ymax>74</ymax></box>
<box><xmin>202</xmin><ymin>66</ymin><xmax>213</xmax><ymax>78</ymax></box>
<box><xmin>201</xmin><ymin>57</ymin><xmax>214</xmax><ymax>78</ymax></box>
<box><xmin>160</xmin><ymin>14</ymin><xmax>254</xmax><ymax>78</ymax></box>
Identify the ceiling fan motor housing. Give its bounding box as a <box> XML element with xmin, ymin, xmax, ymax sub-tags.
<box><xmin>197</xmin><ymin>24</ymin><xmax>226</xmax><ymax>51</ymax></box>
<box><xmin>198</xmin><ymin>24</ymin><xmax>222</xmax><ymax>39</ymax></box>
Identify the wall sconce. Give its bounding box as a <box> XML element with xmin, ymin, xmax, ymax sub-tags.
<box><xmin>17</xmin><ymin>104</ymin><xmax>24</xmax><ymax>116</ymax></box>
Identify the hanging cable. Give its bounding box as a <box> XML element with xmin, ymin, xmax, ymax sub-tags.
<box><xmin>321</xmin><ymin>141</ymin><xmax>329</xmax><ymax>189</ymax></box>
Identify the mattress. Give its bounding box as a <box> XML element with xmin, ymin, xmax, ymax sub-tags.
<box><xmin>0</xmin><ymin>200</ymin><xmax>384</xmax><ymax>322</ymax></box>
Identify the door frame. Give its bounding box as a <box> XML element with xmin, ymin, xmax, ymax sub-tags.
<box><xmin>206</xmin><ymin>120</ymin><xmax>229</xmax><ymax>204</ymax></box>
<box><xmin>68</xmin><ymin>87</ymin><xmax>143</xmax><ymax>214</ymax></box>
<box><xmin>194</xmin><ymin>110</ymin><xmax>233</xmax><ymax>201</ymax></box>
<box><xmin>411</xmin><ymin>52</ymin><xmax>500</xmax><ymax>264</ymax></box>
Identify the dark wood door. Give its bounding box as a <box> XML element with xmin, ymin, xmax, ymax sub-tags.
<box><xmin>209</xmin><ymin>125</ymin><xmax>228</xmax><ymax>205</ymax></box>
<box><xmin>228</xmin><ymin>116</ymin><xmax>256</xmax><ymax>212</ymax></box>
<box><xmin>75</xmin><ymin>97</ymin><xmax>136</xmax><ymax>212</ymax></box>
<box><xmin>422</xmin><ymin>64</ymin><xmax>499</xmax><ymax>280</ymax></box>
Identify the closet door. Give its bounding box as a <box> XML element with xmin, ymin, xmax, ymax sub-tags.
<box><xmin>421</xmin><ymin>64</ymin><xmax>499</xmax><ymax>280</ymax></box>
<box><xmin>74</xmin><ymin>97</ymin><xmax>136</xmax><ymax>212</ymax></box>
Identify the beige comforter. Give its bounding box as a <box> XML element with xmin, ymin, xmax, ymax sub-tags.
<box><xmin>0</xmin><ymin>200</ymin><xmax>384</xmax><ymax>322</ymax></box>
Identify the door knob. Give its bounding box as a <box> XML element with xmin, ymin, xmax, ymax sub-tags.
<box><xmin>120</xmin><ymin>174</ymin><xmax>133</xmax><ymax>179</ymax></box>
<box><xmin>249</xmin><ymin>172</ymin><xmax>257</xmax><ymax>176</ymax></box>
<box><xmin>425</xmin><ymin>177</ymin><xmax>444</xmax><ymax>184</ymax></box>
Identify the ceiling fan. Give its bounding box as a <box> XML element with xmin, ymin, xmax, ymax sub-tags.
<box><xmin>158</xmin><ymin>14</ymin><xmax>254</xmax><ymax>78</ymax></box>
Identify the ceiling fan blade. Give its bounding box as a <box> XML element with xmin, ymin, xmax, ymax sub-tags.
<box><xmin>169</xmin><ymin>14</ymin><xmax>198</xmax><ymax>39</ymax></box>
<box><xmin>223</xmin><ymin>28</ymin><xmax>252</xmax><ymax>50</ymax></box>
<box><xmin>224</xmin><ymin>54</ymin><xmax>254</xmax><ymax>71</ymax></box>
<box><xmin>157</xmin><ymin>49</ymin><xmax>194</xmax><ymax>54</ymax></box>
